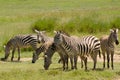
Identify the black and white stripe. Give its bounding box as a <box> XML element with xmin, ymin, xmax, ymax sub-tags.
<box><xmin>32</xmin><ymin>30</ymin><xmax>70</xmax><ymax>70</ymax></box>
<box><xmin>100</xmin><ymin>29</ymin><xmax>119</xmax><ymax>69</ymax></box>
<box><xmin>1</xmin><ymin>34</ymin><xmax>40</xmax><ymax>61</ymax></box>
<box><xmin>54</xmin><ymin>31</ymin><xmax>101</xmax><ymax>70</ymax></box>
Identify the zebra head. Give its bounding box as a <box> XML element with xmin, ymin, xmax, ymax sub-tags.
<box><xmin>110</xmin><ymin>29</ymin><xmax>119</xmax><ymax>45</ymax></box>
<box><xmin>54</xmin><ymin>30</ymin><xmax>70</xmax><ymax>45</ymax></box>
<box><xmin>44</xmin><ymin>43</ymin><xmax>56</xmax><ymax>70</ymax></box>
<box><xmin>1</xmin><ymin>43</ymin><xmax>11</xmax><ymax>61</ymax></box>
<box><xmin>35</xmin><ymin>29</ymin><xmax>46</xmax><ymax>43</ymax></box>
<box><xmin>54</xmin><ymin>31</ymin><xmax>62</xmax><ymax>45</ymax></box>
<box><xmin>44</xmin><ymin>54</ymin><xmax>52</xmax><ymax>70</ymax></box>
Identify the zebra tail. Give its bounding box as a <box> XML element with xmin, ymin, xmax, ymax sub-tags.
<box><xmin>98</xmin><ymin>50</ymin><xmax>101</xmax><ymax>58</ymax></box>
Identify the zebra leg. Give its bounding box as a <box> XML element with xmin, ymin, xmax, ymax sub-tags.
<box><xmin>62</xmin><ymin>58</ymin><xmax>66</xmax><ymax>71</ymax></box>
<box><xmin>74</xmin><ymin>55</ymin><xmax>78</xmax><ymax>70</ymax></box>
<box><xmin>18</xmin><ymin>47</ymin><xmax>20</xmax><ymax>61</ymax></box>
<box><xmin>84</xmin><ymin>57</ymin><xmax>87</xmax><ymax>71</ymax></box>
<box><xmin>102</xmin><ymin>51</ymin><xmax>106</xmax><ymax>69</ymax></box>
<box><xmin>106</xmin><ymin>50</ymin><xmax>110</xmax><ymax>69</ymax></box>
<box><xmin>111</xmin><ymin>51</ymin><xmax>114</xmax><ymax>70</ymax></box>
<box><xmin>81</xmin><ymin>59</ymin><xmax>84</xmax><ymax>68</ymax></box>
<box><xmin>11</xmin><ymin>48</ymin><xmax>16</xmax><ymax>61</ymax></box>
<box><xmin>80</xmin><ymin>56</ymin><xmax>84</xmax><ymax>68</ymax></box>
<box><xmin>64</xmin><ymin>55</ymin><xmax>69</xmax><ymax>70</ymax></box>
<box><xmin>92</xmin><ymin>52</ymin><xmax>97</xmax><ymax>70</ymax></box>
<box><xmin>66</xmin><ymin>57</ymin><xmax>69</xmax><ymax>70</ymax></box>
<box><xmin>70</xmin><ymin>57</ymin><xmax>74</xmax><ymax>70</ymax></box>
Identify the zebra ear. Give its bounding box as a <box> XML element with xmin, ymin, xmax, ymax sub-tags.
<box><xmin>34</xmin><ymin>29</ymin><xmax>40</xmax><ymax>33</ymax></box>
<box><xmin>110</xmin><ymin>29</ymin><xmax>114</xmax><ymax>33</ymax></box>
<box><xmin>3</xmin><ymin>45</ymin><xmax>6</xmax><ymax>49</ymax></box>
<box><xmin>116</xmin><ymin>29</ymin><xmax>118</xmax><ymax>33</ymax></box>
<box><xmin>54</xmin><ymin>31</ymin><xmax>57</xmax><ymax>34</ymax></box>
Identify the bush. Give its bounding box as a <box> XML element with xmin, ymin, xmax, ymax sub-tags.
<box><xmin>31</xmin><ymin>17</ymin><xmax>58</xmax><ymax>32</ymax></box>
<box><xmin>31</xmin><ymin>16</ymin><xmax>120</xmax><ymax>34</ymax></box>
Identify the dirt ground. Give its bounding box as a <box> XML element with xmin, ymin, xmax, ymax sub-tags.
<box><xmin>77</xmin><ymin>54</ymin><xmax>120</xmax><ymax>63</ymax></box>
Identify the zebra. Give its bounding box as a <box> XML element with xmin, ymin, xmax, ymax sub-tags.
<box><xmin>100</xmin><ymin>29</ymin><xmax>119</xmax><ymax>69</ymax></box>
<box><xmin>44</xmin><ymin>43</ymin><xmax>69</xmax><ymax>70</ymax></box>
<box><xmin>53</xmin><ymin>31</ymin><xmax>101</xmax><ymax>70</ymax></box>
<box><xmin>1</xmin><ymin>34</ymin><xmax>41</xmax><ymax>61</ymax></box>
<box><xmin>32</xmin><ymin>30</ymin><xmax>54</xmax><ymax>63</ymax></box>
<box><xmin>32</xmin><ymin>41</ymin><xmax>54</xmax><ymax>63</ymax></box>
<box><xmin>32</xmin><ymin>30</ymin><xmax>69</xmax><ymax>70</ymax></box>
<box><xmin>32</xmin><ymin>41</ymin><xmax>69</xmax><ymax>70</ymax></box>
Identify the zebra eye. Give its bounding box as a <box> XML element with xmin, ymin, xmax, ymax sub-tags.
<box><xmin>57</xmin><ymin>37</ymin><xmax>60</xmax><ymax>39</ymax></box>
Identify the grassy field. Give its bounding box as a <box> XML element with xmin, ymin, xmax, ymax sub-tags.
<box><xmin>0</xmin><ymin>0</ymin><xmax>120</xmax><ymax>80</ymax></box>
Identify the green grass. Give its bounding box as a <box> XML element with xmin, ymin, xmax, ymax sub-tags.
<box><xmin>0</xmin><ymin>0</ymin><xmax>120</xmax><ymax>80</ymax></box>
<box><xmin>0</xmin><ymin>53</ymin><xmax>120</xmax><ymax>80</ymax></box>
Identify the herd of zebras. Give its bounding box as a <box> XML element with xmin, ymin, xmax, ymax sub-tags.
<box><xmin>0</xmin><ymin>28</ymin><xmax>119</xmax><ymax>71</ymax></box>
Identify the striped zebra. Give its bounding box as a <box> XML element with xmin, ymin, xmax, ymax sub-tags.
<box><xmin>1</xmin><ymin>34</ymin><xmax>41</xmax><ymax>61</ymax></box>
<box><xmin>100</xmin><ymin>29</ymin><xmax>119</xmax><ymax>69</ymax></box>
<box><xmin>32</xmin><ymin>41</ymin><xmax>69</xmax><ymax>70</ymax></box>
<box><xmin>53</xmin><ymin>31</ymin><xmax>101</xmax><ymax>70</ymax></box>
<box><xmin>32</xmin><ymin>41</ymin><xmax>54</xmax><ymax>63</ymax></box>
<box><xmin>32</xmin><ymin>30</ymin><xmax>69</xmax><ymax>70</ymax></box>
<box><xmin>43</xmin><ymin>41</ymin><xmax>70</xmax><ymax>70</ymax></box>
<box><xmin>32</xmin><ymin>30</ymin><xmax>54</xmax><ymax>63</ymax></box>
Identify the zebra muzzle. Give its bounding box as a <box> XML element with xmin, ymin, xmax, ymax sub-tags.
<box><xmin>115</xmin><ymin>40</ymin><xmax>119</xmax><ymax>45</ymax></box>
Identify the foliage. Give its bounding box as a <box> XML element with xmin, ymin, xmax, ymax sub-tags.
<box><xmin>31</xmin><ymin>16</ymin><xmax>120</xmax><ymax>34</ymax></box>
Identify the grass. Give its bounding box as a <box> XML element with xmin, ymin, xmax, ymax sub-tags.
<box><xmin>0</xmin><ymin>53</ymin><xmax>120</xmax><ymax>80</ymax></box>
<box><xmin>0</xmin><ymin>0</ymin><xmax>120</xmax><ymax>80</ymax></box>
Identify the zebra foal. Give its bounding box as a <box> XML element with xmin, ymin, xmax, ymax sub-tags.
<box><xmin>100</xmin><ymin>29</ymin><xmax>119</xmax><ymax>69</ymax></box>
<box><xmin>1</xmin><ymin>33</ymin><xmax>41</xmax><ymax>61</ymax></box>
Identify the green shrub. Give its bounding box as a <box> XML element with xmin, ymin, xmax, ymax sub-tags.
<box><xmin>31</xmin><ymin>17</ymin><xmax>58</xmax><ymax>32</ymax></box>
<box><xmin>31</xmin><ymin>16</ymin><xmax>120</xmax><ymax>34</ymax></box>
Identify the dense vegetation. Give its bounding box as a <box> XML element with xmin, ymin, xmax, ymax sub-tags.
<box><xmin>31</xmin><ymin>15</ymin><xmax>120</xmax><ymax>34</ymax></box>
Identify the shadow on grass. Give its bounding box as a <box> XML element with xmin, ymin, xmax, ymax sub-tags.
<box><xmin>48</xmin><ymin>67</ymin><xmax>105</xmax><ymax>72</ymax></box>
<box><xmin>89</xmin><ymin>68</ymin><xmax>104</xmax><ymax>71</ymax></box>
<box><xmin>0</xmin><ymin>59</ymin><xmax>22</xmax><ymax>63</ymax></box>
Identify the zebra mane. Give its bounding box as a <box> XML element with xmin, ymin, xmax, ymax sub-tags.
<box><xmin>58</xmin><ymin>30</ymin><xmax>70</xmax><ymax>37</ymax></box>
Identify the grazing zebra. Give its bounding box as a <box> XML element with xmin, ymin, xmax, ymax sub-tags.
<box><xmin>100</xmin><ymin>29</ymin><xmax>119</xmax><ymax>69</ymax></box>
<box><xmin>53</xmin><ymin>31</ymin><xmax>101</xmax><ymax>70</ymax></box>
<box><xmin>32</xmin><ymin>41</ymin><xmax>54</xmax><ymax>63</ymax></box>
<box><xmin>32</xmin><ymin>30</ymin><xmax>54</xmax><ymax>63</ymax></box>
<box><xmin>31</xmin><ymin>30</ymin><xmax>69</xmax><ymax>70</ymax></box>
<box><xmin>32</xmin><ymin>41</ymin><xmax>69</xmax><ymax>70</ymax></box>
<box><xmin>44</xmin><ymin>43</ymin><xmax>69</xmax><ymax>70</ymax></box>
<box><xmin>1</xmin><ymin>34</ymin><xmax>41</xmax><ymax>61</ymax></box>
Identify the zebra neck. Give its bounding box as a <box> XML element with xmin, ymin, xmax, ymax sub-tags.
<box><xmin>62</xmin><ymin>36</ymin><xmax>71</xmax><ymax>51</ymax></box>
<box><xmin>108</xmin><ymin>34</ymin><xmax>114</xmax><ymax>47</ymax></box>
<box><xmin>43</xmin><ymin>35</ymin><xmax>52</xmax><ymax>42</ymax></box>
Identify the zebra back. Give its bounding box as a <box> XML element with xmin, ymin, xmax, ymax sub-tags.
<box><xmin>54</xmin><ymin>31</ymin><xmax>101</xmax><ymax>57</ymax></box>
<box><xmin>7</xmin><ymin>34</ymin><xmax>39</xmax><ymax>50</ymax></box>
